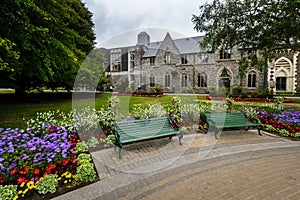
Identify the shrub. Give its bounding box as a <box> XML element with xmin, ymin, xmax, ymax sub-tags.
<box><xmin>35</xmin><ymin>174</ymin><xmax>58</xmax><ymax>194</ymax></box>
<box><xmin>0</xmin><ymin>185</ymin><xmax>18</xmax><ymax>200</ymax></box>
<box><xmin>75</xmin><ymin>162</ymin><xmax>96</xmax><ymax>182</ymax></box>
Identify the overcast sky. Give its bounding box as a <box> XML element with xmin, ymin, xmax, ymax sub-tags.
<box><xmin>81</xmin><ymin>0</ymin><xmax>207</xmax><ymax>48</ymax></box>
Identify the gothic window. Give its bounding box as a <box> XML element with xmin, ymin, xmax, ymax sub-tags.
<box><xmin>181</xmin><ymin>73</ymin><xmax>188</xmax><ymax>87</ymax></box>
<box><xmin>198</xmin><ymin>73</ymin><xmax>207</xmax><ymax>87</ymax></box>
<box><xmin>165</xmin><ymin>52</ymin><xmax>171</xmax><ymax>64</ymax></box>
<box><xmin>247</xmin><ymin>71</ymin><xmax>257</xmax><ymax>88</ymax></box>
<box><xmin>276</xmin><ymin>77</ymin><xmax>287</xmax><ymax>91</ymax></box>
<box><xmin>150</xmin><ymin>74</ymin><xmax>155</xmax><ymax>87</ymax></box>
<box><xmin>181</xmin><ymin>54</ymin><xmax>188</xmax><ymax>64</ymax></box>
<box><xmin>129</xmin><ymin>51</ymin><xmax>135</xmax><ymax>71</ymax></box>
<box><xmin>165</xmin><ymin>73</ymin><xmax>170</xmax><ymax>87</ymax></box>
<box><xmin>150</xmin><ymin>57</ymin><xmax>155</xmax><ymax>66</ymax></box>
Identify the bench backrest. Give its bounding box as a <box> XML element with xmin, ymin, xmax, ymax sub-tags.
<box><xmin>114</xmin><ymin>117</ymin><xmax>176</xmax><ymax>143</ymax></box>
<box><xmin>205</xmin><ymin>112</ymin><xmax>249</xmax><ymax>126</ymax></box>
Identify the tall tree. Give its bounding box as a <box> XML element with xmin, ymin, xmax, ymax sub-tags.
<box><xmin>0</xmin><ymin>0</ymin><xmax>96</xmax><ymax>94</ymax></box>
<box><xmin>192</xmin><ymin>0</ymin><xmax>300</xmax><ymax>51</ymax></box>
<box><xmin>192</xmin><ymin>0</ymin><xmax>300</xmax><ymax>85</ymax></box>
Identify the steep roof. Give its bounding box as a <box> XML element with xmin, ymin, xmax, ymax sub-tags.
<box><xmin>174</xmin><ymin>36</ymin><xmax>204</xmax><ymax>54</ymax></box>
<box><xmin>143</xmin><ymin>35</ymin><xmax>205</xmax><ymax>58</ymax></box>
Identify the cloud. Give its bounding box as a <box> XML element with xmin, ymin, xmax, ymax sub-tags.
<box><xmin>82</xmin><ymin>0</ymin><xmax>206</xmax><ymax>47</ymax></box>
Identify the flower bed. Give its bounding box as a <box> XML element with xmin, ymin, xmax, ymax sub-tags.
<box><xmin>256</xmin><ymin>110</ymin><xmax>300</xmax><ymax>138</ymax></box>
<box><xmin>0</xmin><ymin>125</ymin><xmax>100</xmax><ymax>199</ymax></box>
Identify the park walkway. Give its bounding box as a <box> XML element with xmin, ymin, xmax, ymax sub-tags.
<box><xmin>52</xmin><ymin>130</ymin><xmax>300</xmax><ymax>200</ymax></box>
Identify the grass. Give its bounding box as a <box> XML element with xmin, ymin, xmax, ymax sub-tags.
<box><xmin>1</xmin><ymin>92</ymin><xmax>299</xmax><ymax>128</ymax></box>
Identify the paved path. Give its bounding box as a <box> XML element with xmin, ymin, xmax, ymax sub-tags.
<box><xmin>52</xmin><ymin>130</ymin><xmax>300</xmax><ymax>200</ymax></box>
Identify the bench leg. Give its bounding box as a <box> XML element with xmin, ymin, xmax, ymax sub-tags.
<box><xmin>215</xmin><ymin>128</ymin><xmax>221</xmax><ymax>139</ymax></box>
<box><xmin>258</xmin><ymin>126</ymin><xmax>262</xmax><ymax>136</ymax></box>
<box><xmin>178</xmin><ymin>132</ymin><xmax>183</xmax><ymax>145</ymax></box>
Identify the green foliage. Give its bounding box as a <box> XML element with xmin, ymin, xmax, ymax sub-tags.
<box><xmin>0</xmin><ymin>37</ymin><xmax>20</xmax><ymax>72</ymax></box>
<box><xmin>0</xmin><ymin>185</ymin><xmax>18</xmax><ymax>200</ymax></box>
<box><xmin>132</xmin><ymin>105</ymin><xmax>149</xmax><ymax>119</ymax></box>
<box><xmin>279</xmin><ymin>129</ymin><xmax>289</xmax><ymax>137</ymax></box>
<box><xmin>192</xmin><ymin>0</ymin><xmax>300</xmax><ymax>51</ymax></box>
<box><xmin>0</xmin><ymin>0</ymin><xmax>95</xmax><ymax>93</ymax></box>
<box><xmin>148</xmin><ymin>104</ymin><xmax>166</xmax><ymax>118</ymax></box>
<box><xmin>225</xmin><ymin>97</ymin><xmax>234</xmax><ymax>112</ymax></box>
<box><xmin>273</xmin><ymin>96</ymin><xmax>284</xmax><ymax>113</ymax></box>
<box><xmin>107</xmin><ymin>135</ymin><xmax>116</xmax><ymax>144</ymax></box>
<box><xmin>264</xmin><ymin>124</ymin><xmax>277</xmax><ymax>132</ymax></box>
<box><xmin>192</xmin><ymin>0</ymin><xmax>300</xmax><ymax>78</ymax></box>
<box><xmin>76</xmin><ymin>153</ymin><xmax>92</xmax><ymax>163</ymax></box>
<box><xmin>76</xmin><ymin>141</ymin><xmax>88</xmax><ymax>153</ymax></box>
<box><xmin>75</xmin><ymin>48</ymin><xmax>108</xmax><ymax>91</ymax></box>
<box><xmin>75</xmin><ymin>162</ymin><xmax>96</xmax><ymax>182</ymax></box>
<box><xmin>87</xmin><ymin>136</ymin><xmax>99</xmax><ymax>148</ymax></box>
<box><xmin>35</xmin><ymin>174</ymin><xmax>58</xmax><ymax>194</ymax></box>
<box><xmin>170</xmin><ymin>97</ymin><xmax>182</xmax><ymax>123</ymax></box>
<box><xmin>150</xmin><ymin>87</ymin><xmax>162</xmax><ymax>94</ymax></box>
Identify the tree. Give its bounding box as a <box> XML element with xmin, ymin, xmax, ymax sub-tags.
<box><xmin>192</xmin><ymin>0</ymin><xmax>300</xmax><ymax>85</ymax></box>
<box><xmin>0</xmin><ymin>0</ymin><xmax>96</xmax><ymax>94</ymax></box>
<box><xmin>192</xmin><ymin>0</ymin><xmax>300</xmax><ymax>51</ymax></box>
<box><xmin>74</xmin><ymin>48</ymin><xmax>109</xmax><ymax>91</ymax></box>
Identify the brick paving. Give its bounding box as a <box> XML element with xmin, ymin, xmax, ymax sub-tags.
<box><xmin>52</xmin><ymin>130</ymin><xmax>300</xmax><ymax>200</ymax></box>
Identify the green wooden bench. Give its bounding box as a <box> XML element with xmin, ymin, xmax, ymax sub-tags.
<box><xmin>204</xmin><ymin>112</ymin><xmax>262</xmax><ymax>139</ymax></box>
<box><xmin>114</xmin><ymin>117</ymin><xmax>183</xmax><ymax>159</ymax></box>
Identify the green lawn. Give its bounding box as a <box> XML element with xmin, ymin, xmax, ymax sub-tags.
<box><xmin>1</xmin><ymin>92</ymin><xmax>299</xmax><ymax>129</ymax></box>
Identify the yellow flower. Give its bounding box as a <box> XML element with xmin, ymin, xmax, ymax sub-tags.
<box><xmin>13</xmin><ymin>196</ymin><xmax>19</xmax><ymax>200</ymax></box>
<box><xmin>66</xmin><ymin>173</ymin><xmax>72</xmax><ymax>179</ymax></box>
<box><xmin>18</xmin><ymin>190</ymin><xmax>23</xmax><ymax>194</ymax></box>
<box><xmin>23</xmin><ymin>188</ymin><xmax>29</xmax><ymax>194</ymax></box>
<box><xmin>27</xmin><ymin>181</ymin><xmax>36</xmax><ymax>189</ymax></box>
<box><xmin>64</xmin><ymin>180</ymin><xmax>68</xmax><ymax>184</ymax></box>
<box><xmin>20</xmin><ymin>182</ymin><xmax>25</xmax><ymax>188</ymax></box>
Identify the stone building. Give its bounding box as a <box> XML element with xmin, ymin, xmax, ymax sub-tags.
<box><xmin>102</xmin><ymin>31</ymin><xmax>299</xmax><ymax>94</ymax></box>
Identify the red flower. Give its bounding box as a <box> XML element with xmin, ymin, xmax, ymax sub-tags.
<box><xmin>46</xmin><ymin>164</ymin><xmax>56</xmax><ymax>171</ymax></box>
<box><xmin>33</xmin><ymin>168</ymin><xmax>41</xmax><ymax>175</ymax></box>
<box><xmin>17</xmin><ymin>177</ymin><xmax>28</xmax><ymax>184</ymax></box>
<box><xmin>104</xmin><ymin>130</ymin><xmax>109</xmax><ymax>135</ymax></box>
<box><xmin>0</xmin><ymin>176</ymin><xmax>4</xmax><ymax>184</ymax></box>
<box><xmin>24</xmin><ymin>166</ymin><xmax>28</xmax><ymax>173</ymax></box>
<box><xmin>34</xmin><ymin>176</ymin><xmax>40</xmax><ymax>182</ymax></box>
<box><xmin>43</xmin><ymin>170</ymin><xmax>51</xmax><ymax>177</ymax></box>
<box><xmin>10</xmin><ymin>169</ymin><xmax>18</xmax><ymax>175</ymax></box>
<box><xmin>56</xmin><ymin>160</ymin><xmax>61</xmax><ymax>165</ymax></box>
<box><xmin>62</xmin><ymin>159</ymin><xmax>69</xmax><ymax>166</ymax></box>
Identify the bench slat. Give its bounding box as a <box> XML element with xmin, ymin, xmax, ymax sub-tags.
<box><xmin>204</xmin><ymin>112</ymin><xmax>261</xmax><ymax>139</ymax></box>
<box><xmin>114</xmin><ymin>117</ymin><xmax>183</xmax><ymax>159</ymax></box>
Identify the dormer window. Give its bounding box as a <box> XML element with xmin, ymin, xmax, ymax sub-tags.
<box><xmin>181</xmin><ymin>54</ymin><xmax>188</xmax><ymax>64</ymax></box>
<box><xmin>219</xmin><ymin>42</ymin><xmax>231</xmax><ymax>59</ymax></box>
<box><xmin>165</xmin><ymin>52</ymin><xmax>171</xmax><ymax>64</ymax></box>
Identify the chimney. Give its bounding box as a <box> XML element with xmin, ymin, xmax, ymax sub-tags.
<box><xmin>137</xmin><ymin>31</ymin><xmax>150</xmax><ymax>46</ymax></box>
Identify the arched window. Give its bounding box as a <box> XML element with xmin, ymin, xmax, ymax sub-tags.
<box><xmin>150</xmin><ymin>74</ymin><xmax>155</xmax><ymax>87</ymax></box>
<box><xmin>198</xmin><ymin>73</ymin><xmax>207</xmax><ymax>87</ymax></box>
<box><xmin>181</xmin><ymin>73</ymin><xmax>188</xmax><ymax>87</ymax></box>
<box><xmin>165</xmin><ymin>73</ymin><xmax>170</xmax><ymax>87</ymax></box>
<box><xmin>247</xmin><ymin>71</ymin><xmax>257</xmax><ymax>88</ymax></box>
